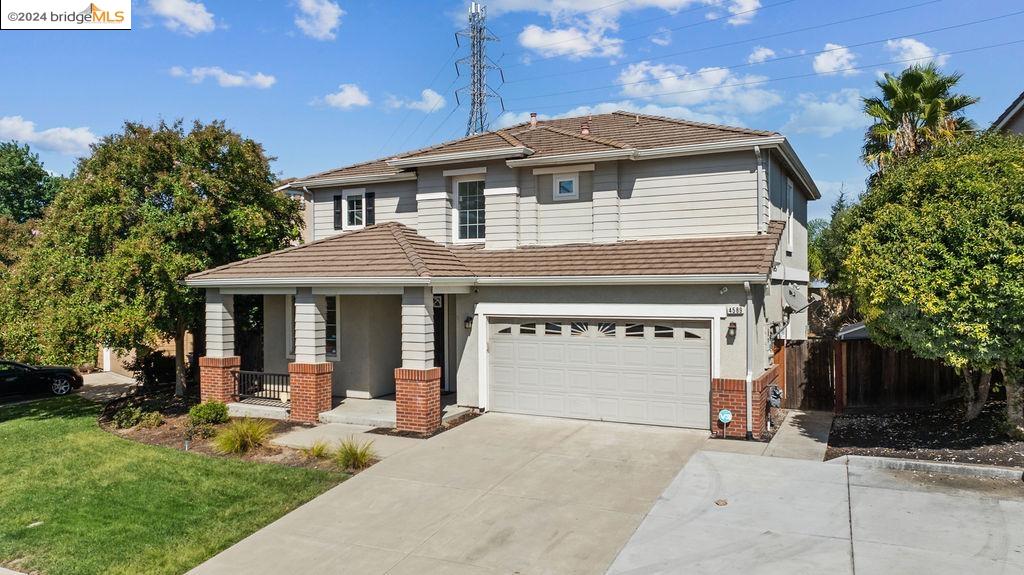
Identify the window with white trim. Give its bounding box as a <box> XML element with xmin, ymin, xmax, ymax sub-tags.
<box><xmin>286</xmin><ymin>295</ymin><xmax>341</xmax><ymax>360</ymax></box>
<box><xmin>342</xmin><ymin>189</ymin><xmax>373</xmax><ymax>230</ymax></box>
<box><xmin>454</xmin><ymin>177</ymin><xmax>485</xmax><ymax>241</ymax></box>
<box><xmin>552</xmin><ymin>173</ymin><xmax>579</xmax><ymax>201</ymax></box>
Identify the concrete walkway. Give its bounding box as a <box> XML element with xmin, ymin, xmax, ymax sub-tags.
<box><xmin>79</xmin><ymin>372</ymin><xmax>138</xmax><ymax>403</ymax></box>
<box><xmin>702</xmin><ymin>409</ymin><xmax>834</xmax><ymax>460</ymax></box>
<box><xmin>608</xmin><ymin>451</ymin><xmax>1024</xmax><ymax>574</ymax></box>
<box><xmin>272</xmin><ymin>423</ymin><xmax>421</xmax><ymax>459</ymax></box>
<box><xmin>192</xmin><ymin>414</ymin><xmax>708</xmax><ymax>575</ymax></box>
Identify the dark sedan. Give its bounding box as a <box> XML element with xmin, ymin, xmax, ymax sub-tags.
<box><xmin>0</xmin><ymin>361</ymin><xmax>84</xmax><ymax>397</ymax></box>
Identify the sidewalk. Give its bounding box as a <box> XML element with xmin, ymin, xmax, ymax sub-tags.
<box><xmin>702</xmin><ymin>409</ymin><xmax>834</xmax><ymax>461</ymax></box>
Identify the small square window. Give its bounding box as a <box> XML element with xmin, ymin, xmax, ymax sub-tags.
<box><xmin>519</xmin><ymin>323</ymin><xmax>536</xmax><ymax>335</ymax></box>
<box><xmin>552</xmin><ymin>173</ymin><xmax>579</xmax><ymax>201</ymax></box>
<box><xmin>570</xmin><ymin>322</ymin><xmax>588</xmax><ymax>336</ymax></box>
<box><xmin>625</xmin><ymin>323</ymin><xmax>644</xmax><ymax>337</ymax></box>
<box><xmin>544</xmin><ymin>322</ymin><xmax>563</xmax><ymax>335</ymax></box>
<box><xmin>653</xmin><ymin>325</ymin><xmax>674</xmax><ymax>338</ymax></box>
<box><xmin>598</xmin><ymin>322</ymin><xmax>616</xmax><ymax>336</ymax></box>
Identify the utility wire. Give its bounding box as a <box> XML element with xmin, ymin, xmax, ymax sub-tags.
<box><xmin>505</xmin><ymin>0</ymin><xmax>942</xmax><ymax>84</ymax></box>
<box><xmin>507</xmin><ymin>9</ymin><xmax>1024</xmax><ymax>102</ymax></box>
<box><xmin>394</xmin><ymin>76</ymin><xmax>460</xmax><ymax>153</ymax></box>
<box><xmin>520</xmin><ymin>38</ymin><xmax>1024</xmax><ymax>112</ymax></box>
<box><xmin>378</xmin><ymin>46</ymin><xmax>460</xmax><ymax>156</ymax></box>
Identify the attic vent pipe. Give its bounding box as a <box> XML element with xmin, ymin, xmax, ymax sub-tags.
<box><xmin>581</xmin><ymin>122</ymin><xmax>590</xmax><ymax>136</ymax></box>
<box><xmin>635</xmin><ymin>114</ymin><xmax>640</xmax><ymax>125</ymax></box>
<box><xmin>529</xmin><ymin>112</ymin><xmax>537</xmax><ymax>128</ymax></box>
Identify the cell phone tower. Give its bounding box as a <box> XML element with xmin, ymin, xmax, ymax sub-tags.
<box><xmin>456</xmin><ymin>2</ymin><xmax>504</xmax><ymax>136</ymax></box>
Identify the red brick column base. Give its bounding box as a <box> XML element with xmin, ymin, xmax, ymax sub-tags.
<box><xmin>289</xmin><ymin>362</ymin><xmax>333</xmax><ymax>424</ymax></box>
<box><xmin>199</xmin><ymin>356</ymin><xmax>240</xmax><ymax>404</ymax></box>
<box><xmin>711</xmin><ymin>365</ymin><xmax>781</xmax><ymax>439</ymax></box>
<box><xmin>395</xmin><ymin>367</ymin><xmax>441</xmax><ymax>434</ymax></box>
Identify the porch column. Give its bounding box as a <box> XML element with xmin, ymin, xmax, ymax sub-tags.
<box><xmin>395</xmin><ymin>286</ymin><xmax>441</xmax><ymax>433</ymax></box>
<box><xmin>199</xmin><ymin>288</ymin><xmax>239</xmax><ymax>403</ymax></box>
<box><xmin>288</xmin><ymin>288</ymin><xmax>333</xmax><ymax>423</ymax></box>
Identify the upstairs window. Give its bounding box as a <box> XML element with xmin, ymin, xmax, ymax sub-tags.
<box><xmin>454</xmin><ymin>178</ymin><xmax>485</xmax><ymax>241</ymax></box>
<box><xmin>341</xmin><ymin>189</ymin><xmax>373</xmax><ymax>230</ymax></box>
<box><xmin>552</xmin><ymin>173</ymin><xmax>579</xmax><ymax>201</ymax></box>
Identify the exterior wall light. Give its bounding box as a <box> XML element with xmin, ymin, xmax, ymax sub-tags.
<box><xmin>464</xmin><ymin>316</ymin><xmax>474</xmax><ymax>330</ymax></box>
<box><xmin>727</xmin><ymin>321</ymin><xmax>737</xmax><ymax>338</ymax></box>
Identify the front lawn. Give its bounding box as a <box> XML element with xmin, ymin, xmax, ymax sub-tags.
<box><xmin>0</xmin><ymin>396</ymin><xmax>346</xmax><ymax>575</ymax></box>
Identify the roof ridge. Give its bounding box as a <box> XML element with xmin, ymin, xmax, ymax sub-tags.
<box><xmin>538</xmin><ymin>124</ymin><xmax>632</xmax><ymax>149</ymax></box>
<box><xmin>610</xmin><ymin>110</ymin><xmax>777</xmax><ymax>137</ymax></box>
<box><xmin>495</xmin><ymin>129</ymin><xmax>525</xmax><ymax>147</ymax></box>
<box><xmin>387</xmin><ymin>223</ymin><xmax>431</xmax><ymax>277</ymax></box>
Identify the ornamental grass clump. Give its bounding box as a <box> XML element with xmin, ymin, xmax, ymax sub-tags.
<box><xmin>301</xmin><ymin>440</ymin><xmax>332</xmax><ymax>460</ymax></box>
<box><xmin>334</xmin><ymin>438</ymin><xmax>376</xmax><ymax>471</ymax></box>
<box><xmin>213</xmin><ymin>418</ymin><xmax>275</xmax><ymax>455</ymax></box>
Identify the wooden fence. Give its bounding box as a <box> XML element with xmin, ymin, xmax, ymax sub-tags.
<box><xmin>783</xmin><ymin>339</ymin><xmax>835</xmax><ymax>410</ymax></box>
<box><xmin>841</xmin><ymin>339</ymin><xmax>961</xmax><ymax>410</ymax></box>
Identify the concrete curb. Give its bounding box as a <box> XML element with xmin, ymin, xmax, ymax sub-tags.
<box><xmin>829</xmin><ymin>454</ymin><xmax>1024</xmax><ymax>481</ymax></box>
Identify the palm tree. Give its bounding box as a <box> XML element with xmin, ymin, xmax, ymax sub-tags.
<box><xmin>861</xmin><ymin>63</ymin><xmax>979</xmax><ymax>171</ymax></box>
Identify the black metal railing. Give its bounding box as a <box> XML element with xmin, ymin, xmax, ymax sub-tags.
<box><xmin>234</xmin><ymin>370</ymin><xmax>291</xmax><ymax>404</ymax></box>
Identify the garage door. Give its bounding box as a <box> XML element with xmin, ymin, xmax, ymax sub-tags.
<box><xmin>488</xmin><ymin>318</ymin><xmax>711</xmax><ymax>428</ymax></box>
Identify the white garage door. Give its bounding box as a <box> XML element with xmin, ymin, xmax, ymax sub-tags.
<box><xmin>488</xmin><ymin>318</ymin><xmax>711</xmax><ymax>428</ymax></box>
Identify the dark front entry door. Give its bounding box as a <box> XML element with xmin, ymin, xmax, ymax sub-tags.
<box><xmin>433</xmin><ymin>295</ymin><xmax>445</xmax><ymax>389</ymax></box>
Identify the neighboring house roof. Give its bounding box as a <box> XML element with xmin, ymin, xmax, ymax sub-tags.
<box><xmin>836</xmin><ymin>321</ymin><xmax>869</xmax><ymax>341</ymax></box>
<box><xmin>283</xmin><ymin>111</ymin><xmax>818</xmax><ymax>197</ymax></box>
<box><xmin>185</xmin><ymin>221</ymin><xmax>785</xmax><ymax>285</ymax></box>
<box><xmin>993</xmin><ymin>90</ymin><xmax>1024</xmax><ymax>131</ymax></box>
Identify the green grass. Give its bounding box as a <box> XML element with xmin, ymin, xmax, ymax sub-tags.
<box><xmin>0</xmin><ymin>396</ymin><xmax>347</xmax><ymax>575</ymax></box>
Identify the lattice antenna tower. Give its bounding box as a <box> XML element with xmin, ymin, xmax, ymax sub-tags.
<box><xmin>456</xmin><ymin>2</ymin><xmax>504</xmax><ymax>135</ymax></box>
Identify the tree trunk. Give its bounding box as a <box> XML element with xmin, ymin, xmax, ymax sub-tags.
<box><xmin>962</xmin><ymin>368</ymin><xmax>991</xmax><ymax>422</ymax></box>
<box><xmin>1005</xmin><ymin>365</ymin><xmax>1024</xmax><ymax>432</ymax></box>
<box><xmin>174</xmin><ymin>324</ymin><xmax>187</xmax><ymax>397</ymax></box>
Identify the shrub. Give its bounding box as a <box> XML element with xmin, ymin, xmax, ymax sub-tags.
<box><xmin>127</xmin><ymin>350</ymin><xmax>178</xmax><ymax>387</ymax></box>
<box><xmin>213</xmin><ymin>418</ymin><xmax>275</xmax><ymax>455</ymax></box>
<box><xmin>185</xmin><ymin>421</ymin><xmax>215</xmax><ymax>441</ymax></box>
<box><xmin>138</xmin><ymin>411</ymin><xmax>164</xmax><ymax>429</ymax></box>
<box><xmin>189</xmin><ymin>401</ymin><xmax>229</xmax><ymax>426</ymax></box>
<box><xmin>301</xmin><ymin>440</ymin><xmax>331</xmax><ymax>460</ymax></box>
<box><xmin>112</xmin><ymin>406</ymin><xmax>143</xmax><ymax>429</ymax></box>
<box><xmin>334</xmin><ymin>438</ymin><xmax>376</xmax><ymax>471</ymax></box>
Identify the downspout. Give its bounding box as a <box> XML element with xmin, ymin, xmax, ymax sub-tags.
<box><xmin>753</xmin><ymin>146</ymin><xmax>764</xmax><ymax>234</ymax></box>
<box><xmin>744</xmin><ymin>281</ymin><xmax>754</xmax><ymax>440</ymax></box>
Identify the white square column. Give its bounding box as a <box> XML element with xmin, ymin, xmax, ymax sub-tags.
<box><xmin>401</xmin><ymin>286</ymin><xmax>434</xmax><ymax>369</ymax></box>
<box><xmin>294</xmin><ymin>288</ymin><xmax>327</xmax><ymax>364</ymax></box>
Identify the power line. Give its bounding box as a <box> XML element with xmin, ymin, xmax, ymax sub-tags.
<box><xmin>377</xmin><ymin>46</ymin><xmax>460</xmax><ymax>156</ymax></box>
<box><xmin>456</xmin><ymin>2</ymin><xmax>503</xmax><ymax>135</ymax></box>
<box><xmin>507</xmin><ymin>9</ymin><xmax>1024</xmax><ymax>103</ymax></box>
<box><xmin>505</xmin><ymin>0</ymin><xmax>942</xmax><ymax>84</ymax></box>
<box><xmin>519</xmin><ymin>38</ymin><xmax>1024</xmax><ymax>112</ymax></box>
<box><xmin>503</xmin><ymin>0</ymin><xmax>799</xmax><ymax>68</ymax></box>
<box><xmin>395</xmin><ymin>76</ymin><xmax>460</xmax><ymax>153</ymax></box>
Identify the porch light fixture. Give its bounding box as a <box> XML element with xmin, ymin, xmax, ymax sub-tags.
<box><xmin>727</xmin><ymin>322</ymin><xmax>737</xmax><ymax>338</ymax></box>
<box><xmin>464</xmin><ymin>316</ymin><xmax>474</xmax><ymax>330</ymax></box>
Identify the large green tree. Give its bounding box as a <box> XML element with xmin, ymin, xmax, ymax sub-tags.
<box><xmin>0</xmin><ymin>141</ymin><xmax>63</xmax><ymax>223</ymax></box>
<box><xmin>845</xmin><ymin>133</ymin><xmax>1024</xmax><ymax>423</ymax></box>
<box><xmin>0</xmin><ymin>120</ymin><xmax>303</xmax><ymax>394</ymax></box>
<box><xmin>862</xmin><ymin>63</ymin><xmax>979</xmax><ymax>171</ymax></box>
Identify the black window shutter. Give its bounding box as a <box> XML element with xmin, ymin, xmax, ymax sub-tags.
<box><xmin>365</xmin><ymin>192</ymin><xmax>375</xmax><ymax>225</ymax></box>
<box><xmin>333</xmin><ymin>195</ymin><xmax>343</xmax><ymax>229</ymax></box>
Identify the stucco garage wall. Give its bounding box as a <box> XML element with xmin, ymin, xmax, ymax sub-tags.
<box><xmin>452</xmin><ymin>284</ymin><xmax>768</xmax><ymax>408</ymax></box>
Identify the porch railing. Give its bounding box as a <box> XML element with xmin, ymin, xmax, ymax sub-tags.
<box><xmin>234</xmin><ymin>370</ymin><xmax>291</xmax><ymax>405</ymax></box>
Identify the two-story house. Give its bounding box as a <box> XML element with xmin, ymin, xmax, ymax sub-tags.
<box><xmin>186</xmin><ymin>111</ymin><xmax>818</xmax><ymax>439</ymax></box>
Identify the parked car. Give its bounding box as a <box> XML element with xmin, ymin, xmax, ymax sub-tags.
<box><xmin>0</xmin><ymin>361</ymin><xmax>84</xmax><ymax>397</ymax></box>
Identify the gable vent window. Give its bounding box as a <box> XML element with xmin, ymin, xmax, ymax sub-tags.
<box><xmin>552</xmin><ymin>173</ymin><xmax>579</xmax><ymax>201</ymax></box>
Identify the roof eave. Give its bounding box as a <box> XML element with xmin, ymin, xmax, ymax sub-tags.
<box><xmin>386</xmin><ymin>146</ymin><xmax>534</xmax><ymax>168</ymax></box>
<box><xmin>185</xmin><ymin>272</ymin><xmax>771</xmax><ymax>288</ymax></box>
<box><xmin>993</xmin><ymin>92</ymin><xmax>1024</xmax><ymax>131</ymax></box>
<box><xmin>285</xmin><ymin>171</ymin><xmax>418</xmax><ymax>189</ymax></box>
<box><xmin>184</xmin><ymin>276</ymin><xmax>434</xmax><ymax>288</ymax></box>
<box><xmin>506</xmin><ymin>148</ymin><xmax>638</xmax><ymax>167</ymax></box>
<box><xmin>632</xmin><ymin>136</ymin><xmax>785</xmax><ymax>160</ymax></box>
<box><xmin>764</xmin><ymin>139</ymin><xmax>821</xmax><ymax>200</ymax></box>
<box><xmin>474</xmin><ymin>273</ymin><xmax>770</xmax><ymax>286</ymax></box>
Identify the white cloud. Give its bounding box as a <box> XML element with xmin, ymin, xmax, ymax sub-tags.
<box><xmin>295</xmin><ymin>0</ymin><xmax>344</xmax><ymax>41</ymax></box>
<box><xmin>726</xmin><ymin>0</ymin><xmax>761</xmax><ymax>25</ymax></box>
<box><xmin>169</xmin><ymin>66</ymin><xmax>276</xmax><ymax>89</ymax></box>
<box><xmin>320</xmin><ymin>84</ymin><xmax>370</xmax><ymax>109</ymax></box>
<box><xmin>783</xmin><ymin>89</ymin><xmax>867</xmax><ymax>137</ymax></box>
<box><xmin>0</xmin><ymin>116</ymin><xmax>97</xmax><ymax>155</ymax></box>
<box><xmin>386</xmin><ymin>89</ymin><xmax>447</xmax><ymax>113</ymax></box>
<box><xmin>813</xmin><ymin>43</ymin><xmax>858</xmax><ymax>76</ymax></box>
<box><xmin>489</xmin><ymin>0</ymin><xmax>763</xmax><ymax>61</ymax></box>
<box><xmin>494</xmin><ymin>100</ymin><xmax>741</xmax><ymax>130</ymax></box>
<box><xmin>747</xmin><ymin>46</ymin><xmax>775</xmax><ymax>64</ymax></box>
<box><xmin>885</xmin><ymin>38</ymin><xmax>948</xmax><ymax>66</ymax></box>
<box><xmin>148</xmin><ymin>0</ymin><xmax>214</xmax><ymax>35</ymax></box>
<box><xmin>617</xmin><ymin>61</ymin><xmax>782</xmax><ymax>115</ymax></box>
<box><xmin>650</xmin><ymin>27</ymin><xmax>672</xmax><ymax>47</ymax></box>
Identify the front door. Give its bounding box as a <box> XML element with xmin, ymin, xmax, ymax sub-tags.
<box><xmin>432</xmin><ymin>295</ymin><xmax>446</xmax><ymax>390</ymax></box>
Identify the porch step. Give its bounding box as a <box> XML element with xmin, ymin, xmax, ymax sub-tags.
<box><xmin>228</xmin><ymin>402</ymin><xmax>289</xmax><ymax>420</ymax></box>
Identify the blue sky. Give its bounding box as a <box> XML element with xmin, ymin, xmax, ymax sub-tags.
<box><xmin>1</xmin><ymin>0</ymin><xmax>1022</xmax><ymax>220</ymax></box>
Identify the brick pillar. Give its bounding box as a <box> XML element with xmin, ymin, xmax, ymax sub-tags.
<box><xmin>199</xmin><ymin>356</ymin><xmax>240</xmax><ymax>403</ymax></box>
<box><xmin>395</xmin><ymin>367</ymin><xmax>441</xmax><ymax>433</ymax></box>
<box><xmin>289</xmin><ymin>362</ymin><xmax>333</xmax><ymax>424</ymax></box>
<box><xmin>711</xmin><ymin>367</ymin><xmax>778</xmax><ymax>439</ymax></box>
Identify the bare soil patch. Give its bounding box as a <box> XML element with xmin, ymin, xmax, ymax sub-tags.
<box><xmin>367</xmin><ymin>409</ymin><xmax>482</xmax><ymax>439</ymax></box>
<box><xmin>826</xmin><ymin>400</ymin><xmax>1024</xmax><ymax>467</ymax></box>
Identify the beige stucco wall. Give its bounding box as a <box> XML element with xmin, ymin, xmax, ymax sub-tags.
<box><xmin>263</xmin><ymin>294</ymin><xmax>402</xmax><ymax>397</ymax></box>
<box><xmin>450</xmin><ymin>284</ymin><xmax>772</xmax><ymax>408</ymax></box>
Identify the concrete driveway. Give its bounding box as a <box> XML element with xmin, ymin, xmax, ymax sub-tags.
<box><xmin>192</xmin><ymin>413</ymin><xmax>708</xmax><ymax>575</ymax></box>
<box><xmin>608</xmin><ymin>451</ymin><xmax>1024</xmax><ymax>574</ymax></box>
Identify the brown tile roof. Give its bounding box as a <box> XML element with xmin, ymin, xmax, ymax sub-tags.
<box><xmin>293</xmin><ymin>111</ymin><xmax>778</xmax><ymax>185</ymax></box>
<box><xmin>451</xmin><ymin>221</ymin><xmax>785</xmax><ymax>277</ymax></box>
<box><xmin>187</xmin><ymin>221</ymin><xmax>784</xmax><ymax>282</ymax></box>
<box><xmin>187</xmin><ymin>222</ymin><xmax>472</xmax><ymax>281</ymax></box>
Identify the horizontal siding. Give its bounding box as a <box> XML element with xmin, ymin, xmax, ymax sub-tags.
<box><xmin>619</xmin><ymin>152</ymin><xmax>758</xmax><ymax>240</ymax></box>
<box><xmin>312</xmin><ymin>180</ymin><xmax>418</xmax><ymax>241</ymax></box>
<box><xmin>536</xmin><ymin>172</ymin><xmax>594</xmax><ymax>245</ymax></box>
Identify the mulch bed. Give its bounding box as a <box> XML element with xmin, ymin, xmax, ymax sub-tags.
<box><xmin>99</xmin><ymin>389</ymin><xmax>335</xmax><ymax>471</ymax></box>
<box><xmin>367</xmin><ymin>409</ymin><xmax>482</xmax><ymax>439</ymax></box>
<box><xmin>825</xmin><ymin>400</ymin><xmax>1024</xmax><ymax>467</ymax></box>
